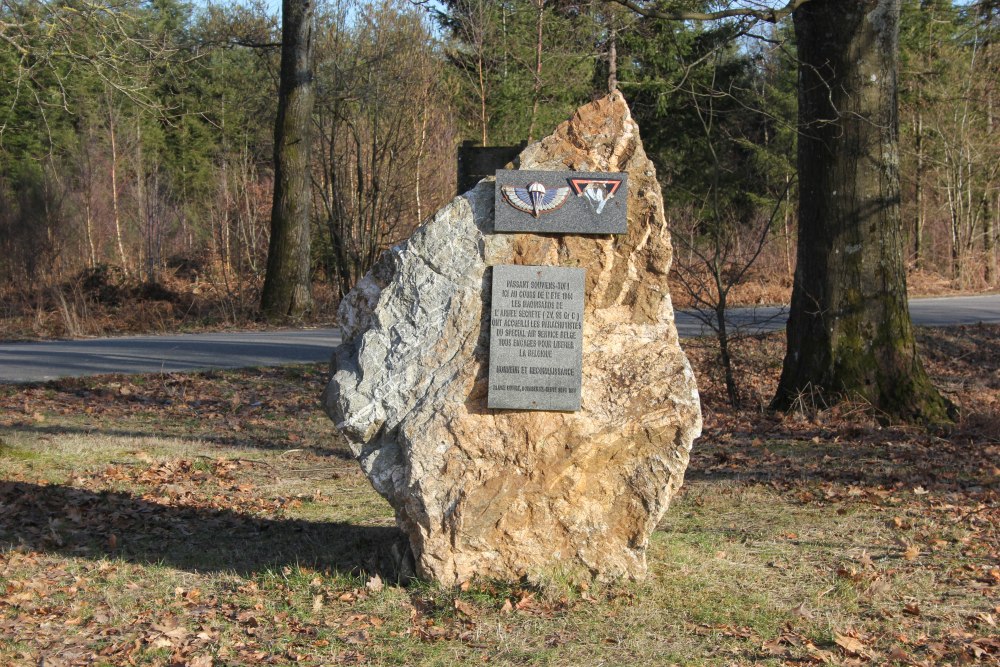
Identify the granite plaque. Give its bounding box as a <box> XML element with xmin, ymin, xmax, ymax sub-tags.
<box><xmin>488</xmin><ymin>265</ymin><xmax>585</xmax><ymax>411</ymax></box>
<box><xmin>494</xmin><ymin>169</ymin><xmax>628</xmax><ymax>235</ymax></box>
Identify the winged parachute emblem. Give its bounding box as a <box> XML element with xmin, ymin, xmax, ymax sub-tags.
<box><xmin>568</xmin><ymin>177</ymin><xmax>623</xmax><ymax>215</ymax></box>
<box><xmin>501</xmin><ymin>182</ymin><xmax>571</xmax><ymax>218</ymax></box>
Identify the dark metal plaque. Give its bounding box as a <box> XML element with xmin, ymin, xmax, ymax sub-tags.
<box><xmin>488</xmin><ymin>265</ymin><xmax>585</xmax><ymax>411</ymax></box>
<box><xmin>494</xmin><ymin>169</ymin><xmax>628</xmax><ymax>235</ymax></box>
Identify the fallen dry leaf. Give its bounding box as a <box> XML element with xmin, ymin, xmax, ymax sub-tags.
<box><xmin>365</xmin><ymin>575</ymin><xmax>383</xmax><ymax>593</ymax></box>
<box><xmin>804</xmin><ymin>641</ymin><xmax>836</xmax><ymax>663</ymax></box>
<box><xmin>762</xmin><ymin>636</ymin><xmax>791</xmax><ymax>657</ymax></box>
<box><xmin>834</xmin><ymin>630</ymin><xmax>869</xmax><ymax>657</ymax></box>
<box><xmin>453</xmin><ymin>598</ymin><xmax>476</xmax><ymax>617</ymax></box>
<box><xmin>789</xmin><ymin>601</ymin><xmax>813</xmax><ymax>621</ymax></box>
<box><xmin>888</xmin><ymin>646</ymin><xmax>910</xmax><ymax>663</ymax></box>
<box><xmin>972</xmin><ymin>612</ymin><xmax>996</xmax><ymax>627</ymax></box>
<box><xmin>343</xmin><ymin>629</ymin><xmax>369</xmax><ymax>645</ymax></box>
<box><xmin>868</xmin><ymin>576</ymin><xmax>891</xmax><ymax>596</ymax></box>
<box><xmin>515</xmin><ymin>593</ymin><xmax>535</xmax><ymax>611</ymax></box>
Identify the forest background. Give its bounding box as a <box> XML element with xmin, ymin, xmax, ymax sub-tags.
<box><xmin>0</xmin><ymin>0</ymin><xmax>996</xmax><ymax>340</ymax></box>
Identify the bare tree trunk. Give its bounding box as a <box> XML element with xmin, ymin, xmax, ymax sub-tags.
<box><xmin>773</xmin><ymin>0</ymin><xmax>952</xmax><ymax>423</ymax></box>
<box><xmin>914</xmin><ymin>108</ymin><xmax>925</xmax><ymax>269</ymax></box>
<box><xmin>608</xmin><ymin>25</ymin><xmax>618</xmax><ymax>93</ymax></box>
<box><xmin>783</xmin><ymin>172</ymin><xmax>793</xmax><ymax>276</ymax></box>
<box><xmin>221</xmin><ymin>151</ymin><xmax>233</xmax><ymax>276</ymax></box>
<box><xmin>478</xmin><ymin>54</ymin><xmax>488</xmax><ymax>146</ymax></box>
<box><xmin>986</xmin><ymin>25</ymin><xmax>998</xmax><ymax>285</ymax></box>
<box><xmin>239</xmin><ymin>147</ymin><xmax>262</xmax><ymax>276</ymax></box>
<box><xmin>949</xmin><ymin>188</ymin><xmax>962</xmax><ymax>280</ymax></box>
<box><xmin>85</xmin><ymin>198</ymin><xmax>96</xmax><ymax>268</ymax></box>
<box><xmin>135</xmin><ymin>121</ymin><xmax>153</xmax><ymax>283</ymax></box>
<box><xmin>986</xmin><ymin>202</ymin><xmax>996</xmax><ymax>285</ymax></box>
<box><xmin>415</xmin><ymin>98</ymin><xmax>428</xmax><ymax>223</ymax></box>
<box><xmin>107</xmin><ymin>93</ymin><xmax>128</xmax><ymax>278</ymax></box>
<box><xmin>261</xmin><ymin>0</ymin><xmax>316</xmax><ymax>321</ymax></box>
<box><xmin>527</xmin><ymin>0</ymin><xmax>545</xmax><ymax>142</ymax></box>
<box><xmin>83</xmin><ymin>134</ymin><xmax>97</xmax><ymax>268</ymax></box>
<box><xmin>985</xmin><ymin>82</ymin><xmax>996</xmax><ymax>284</ymax></box>
<box><xmin>715</xmin><ymin>280</ymin><xmax>738</xmax><ymax>407</ymax></box>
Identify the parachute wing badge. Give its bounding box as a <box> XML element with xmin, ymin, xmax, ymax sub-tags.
<box><xmin>568</xmin><ymin>177</ymin><xmax>623</xmax><ymax>215</ymax></box>
<box><xmin>501</xmin><ymin>182</ymin><xmax>571</xmax><ymax>218</ymax></box>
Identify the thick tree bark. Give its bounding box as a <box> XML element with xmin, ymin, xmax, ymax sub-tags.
<box><xmin>260</xmin><ymin>0</ymin><xmax>315</xmax><ymax>321</ymax></box>
<box><xmin>771</xmin><ymin>0</ymin><xmax>953</xmax><ymax>423</ymax></box>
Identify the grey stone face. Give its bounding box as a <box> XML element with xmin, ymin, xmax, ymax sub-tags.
<box><xmin>494</xmin><ymin>169</ymin><xmax>628</xmax><ymax>234</ymax></box>
<box><xmin>488</xmin><ymin>265</ymin><xmax>584</xmax><ymax>411</ymax></box>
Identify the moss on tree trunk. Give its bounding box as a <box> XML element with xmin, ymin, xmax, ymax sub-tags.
<box><xmin>772</xmin><ymin>0</ymin><xmax>954</xmax><ymax>424</ymax></box>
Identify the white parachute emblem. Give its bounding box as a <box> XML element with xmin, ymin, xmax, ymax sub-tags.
<box><xmin>501</xmin><ymin>182</ymin><xmax>571</xmax><ymax>218</ymax></box>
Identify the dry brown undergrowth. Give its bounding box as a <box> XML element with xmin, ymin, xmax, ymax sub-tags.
<box><xmin>2</xmin><ymin>261</ymin><xmax>995</xmax><ymax>341</ymax></box>
<box><xmin>0</xmin><ymin>266</ymin><xmax>340</xmax><ymax>342</ymax></box>
<box><xmin>667</xmin><ymin>265</ymin><xmax>997</xmax><ymax>309</ymax></box>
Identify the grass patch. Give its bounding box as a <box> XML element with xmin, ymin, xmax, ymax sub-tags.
<box><xmin>0</xmin><ymin>330</ymin><xmax>997</xmax><ymax>666</ymax></box>
<box><xmin>0</xmin><ymin>439</ymin><xmax>38</xmax><ymax>461</ymax></box>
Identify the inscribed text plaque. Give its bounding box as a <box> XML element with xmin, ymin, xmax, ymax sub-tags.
<box><xmin>488</xmin><ymin>265</ymin><xmax>585</xmax><ymax>411</ymax></box>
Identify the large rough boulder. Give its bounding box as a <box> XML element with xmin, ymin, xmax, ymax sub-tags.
<box><xmin>322</xmin><ymin>92</ymin><xmax>702</xmax><ymax>586</ymax></box>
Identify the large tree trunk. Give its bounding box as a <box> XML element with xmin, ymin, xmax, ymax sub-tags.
<box><xmin>260</xmin><ymin>0</ymin><xmax>315</xmax><ymax>321</ymax></box>
<box><xmin>772</xmin><ymin>0</ymin><xmax>953</xmax><ymax>423</ymax></box>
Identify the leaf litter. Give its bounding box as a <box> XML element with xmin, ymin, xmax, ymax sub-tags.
<box><xmin>0</xmin><ymin>327</ymin><xmax>996</xmax><ymax>665</ymax></box>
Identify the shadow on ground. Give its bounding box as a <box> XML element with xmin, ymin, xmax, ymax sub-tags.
<box><xmin>0</xmin><ymin>481</ymin><xmax>410</xmax><ymax>581</ymax></box>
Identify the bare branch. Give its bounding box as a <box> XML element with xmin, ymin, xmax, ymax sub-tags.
<box><xmin>608</xmin><ymin>0</ymin><xmax>811</xmax><ymax>23</ymax></box>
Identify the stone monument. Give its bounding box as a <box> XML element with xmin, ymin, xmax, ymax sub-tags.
<box><xmin>322</xmin><ymin>92</ymin><xmax>702</xmax><ymax>585</ymax></box>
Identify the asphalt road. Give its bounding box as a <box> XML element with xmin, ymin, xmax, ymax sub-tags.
<box><xmin>674</xmin><ymin>293</ymin><xmax>1000</xmax><ymax>337</ymax></box>
<box><xmin>0</xmin><ymin>329</ymin><xmax>340</xmax><ymax>384</ymax></box>
<box><xmin>0</xmin><ymin>294</ymin><xmax>997</xmax><ymax>384</ymax></box>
